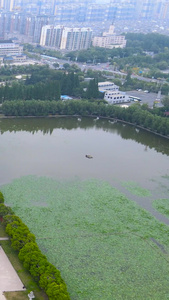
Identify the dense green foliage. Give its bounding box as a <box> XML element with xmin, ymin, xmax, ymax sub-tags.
<box><xmin>125</xmin><ymin>32</ymin><xmax>169</xmax><ymax>53</ymax></box>
<box><xmin>0</xmin><ymin>80</ymin><xmax>61</xmax><ymax>101</ymax></box>
<box><xmin>0</xmin><ymin>203</ymin><xmax>13</xmax><ymax>217</ymax></box>
<box><xmin>5</xmin><ymin>217</ymin><xmax>36</xmax><ymax>251</ymax></box>
<box><xmin>0</xmin><ymin>191</ymin><xmax>4</xmax><ymax>203</ymax></box>
<box><xmin>161</xmin><ymin>95</ymin><xmax>169</xmax><ymax>109</ymax></box>
<box><xmin>86</xmin><ymin>78</ymin><xmax>99</xmax><ymax>99</ymax></box>
<box><xmin>2</xmin><ymin>212</ymin><xmax>70</xmax><ymax>299</ymax></box>
<box><xmin>0</xmin><ymin>65</ymin><xmax>100</xmax><ymax>102</ymax></box>
<box><xmin>2</xmin><ymin>100</ymin><xmax>169</xmax><ymax>136</ymax></box>
<box><xmin>2</xmin><ymin>176</ymin><xmax>169</xmax><ymax>299</ymax></box>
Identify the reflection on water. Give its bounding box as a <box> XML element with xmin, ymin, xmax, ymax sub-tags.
<box><xmin>0</xmin><ymin>117</ymin><xmax>168</xmax><ymax>156</ymax></box>
<box><xmin>0</xmin><ymin>116</ymin><xmax>169</xmax><ymax>224</ymax></box>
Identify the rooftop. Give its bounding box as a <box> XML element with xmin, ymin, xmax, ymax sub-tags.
<box><xmin>0</xmin><ymin>40</ymin><xmax>13</xmax><ymax>44</ymax></box>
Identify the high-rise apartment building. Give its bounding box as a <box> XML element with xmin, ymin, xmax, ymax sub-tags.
<box><xmin>33</xmin><ymin>15</ymin><xmax>52</xmax><ymax>43</ymax></box>
<box><xmin>61</xmin><ymin>27</ymin><xmax>92</xmax><ymax>50</ymax></box>
<box><xmin>140</xmin><ymin>0</ymin><xmax>157</xmax><ymax>19</ymax></box>
<box><xmin>40</xmin><ymin>25</ymin><xmax>63</xmax><ymax>48</ymax></box>
<box><xmin>109</xmin><ymin>0</ymin><xmax>136</xmax><ymax>20</ymax></box>
<box><xmin>3</xmin><ymin>0</ymin><xmax>14</xmax><ymax>11</ymax></box>
<box><xmin>158</xmin><ymin>0</ymin><xmax>169</xmax><ymax>19</ymax></box>
<box><xmin>0</xmin><ymin>12</ymin><xmax>13</xmax><ymax>39</ymax></box>
<box><xmin>40</xmin><ymin>25</ymin><xmax>92</xmax><ymax>50</ymax></box>
<box><xmin>0</xmin><ymin>0</ymin><xmax>168</xmax><ymax>23</ymax></box>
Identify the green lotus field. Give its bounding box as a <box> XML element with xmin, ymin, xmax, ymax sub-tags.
<box><xmin>1</xmin><ymin>176</ymin><xmax>169</xmax><ymax>300</ymax></box>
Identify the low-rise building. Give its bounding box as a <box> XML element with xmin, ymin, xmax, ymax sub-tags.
<box><xmin>12</xmin><ymin>54</ymin><xmax>27</xmax><ymax>62</ymax></box>
<box><xmin>104</xmin><ymin>90</ymin><xmax>129</xmax><ymax>104</ymax></box>
<box><xmin>99</xmin><ymin>80</ymin><xmax>129</xmax><ymax>104</ymax></box>
<box><xmin>0</xmin><ymin>40</ymin><xmax>23</xmax><ymax>56</ymax></box>
<box><xmin>98</xmin><ymin>81</ymin><xmax>119</xmax><ymax>92</ymax></box>
<box><xmin>3</xmin><ymin>55</ymin><xmax>27</xmax><ymax>64</ymax></box>
<box><xmin>93</xmin><ymin>25</ymin><xmax>126</xmax><ymax>49</ymax></box>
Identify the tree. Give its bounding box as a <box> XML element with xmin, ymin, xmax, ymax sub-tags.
<box><xmin>0</xmin><ymin>191</ymin><xmax>4</xmax><ymax>203</ymax></box>
<box><xmin>39</xmin><ymin>263</ymin><xmax>63</xmax><ymax>290</ymax></box>
<box><xmin>3</xmin><ymin>215</ymin><xmax>22</xmax><ymax>225</ymax></box>
<box><xmin>0</xmin><ymin>204</ymin><xmax>13</xmax><ymax>217</ymax></box>
<box><xmin>53</xmin><ymin>63</ymin><xmax>59</xmax><ymax>69</ymax></box>
<box><xmin>5</xmin><ymin>219</ymin><xmax>36</xmax><ymax>251</ymax></box>
<box><xmin>161</xmin><ymin>95</ymin><xmax>169</xmax><ymax>109</ymax></box>
<box><xmin>46</xmin><ymin>282</ymin><xmax>70</xmax><ymax>300</ymax></box>
<box><xmin>124</xmin><ymin>69</ymin><xmax>132</xmax><ymax>86</ymax></box>
<box><xmin>63</xmin><ymin>63</ymin><xmax>70</xmax><ymax>70</ymax></box>
<box><xmin>86</xmin><ymin>79</ymin><xmax>99</xmax><ymax>99</ymax></box>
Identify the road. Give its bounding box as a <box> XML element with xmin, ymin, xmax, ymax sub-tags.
<box><xmin>40</xmin><ymin>55</ymin><xmax>161</xmax><ymax>84</ymax></box>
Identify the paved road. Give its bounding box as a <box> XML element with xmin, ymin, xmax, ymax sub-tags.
<box><xmin>39</xmin><ymin>56</ymin><xmax>162</xmax><ymax>84</ymax></box>
<box><xmin>0</xmin><ymin>246</ymin><xmax>25</xmax><ymax>293</ymax></box>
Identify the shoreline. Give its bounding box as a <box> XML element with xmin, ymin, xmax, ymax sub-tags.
<box><xmin>0</xmin><ymin>113</ymin><xmax>169</xmax><ymax>140</ymax></box>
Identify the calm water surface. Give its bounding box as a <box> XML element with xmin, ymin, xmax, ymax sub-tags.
<box><xmin>0</xmin><ymin>117</ymin><xmax>169</xmax><ymax>222</ymax></box>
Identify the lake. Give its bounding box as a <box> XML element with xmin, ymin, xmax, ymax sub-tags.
<box><xmin>0</xmin><ymin>116</ymin><xmax>169</xmax><ymax>222</ymax></box>
<box><xmin>1</xmin><ymin>116</ymin><xmax>169</xmax><ymax>299</ymax></box>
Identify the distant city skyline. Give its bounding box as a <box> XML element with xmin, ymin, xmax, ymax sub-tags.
<box><xmin>0</xmin><ymin>0</ymin><xmax>169</xmax><ymax>44</ymax></box>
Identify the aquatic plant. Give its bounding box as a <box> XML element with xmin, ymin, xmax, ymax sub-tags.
<box><xmin>2</xmin><ymin>176</ymin><xmax>169</xmax><ymax>300</ymax></box>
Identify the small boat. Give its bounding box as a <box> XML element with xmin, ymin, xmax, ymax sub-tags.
<box><xmin>85</xmin><ymin>155</ymin><xmax>93</xmax><ymax>159</ymax></box>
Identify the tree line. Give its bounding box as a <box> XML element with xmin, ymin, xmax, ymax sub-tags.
<box><xmin>1</xmin><ymin>100</ymin><xmax>169</xmax><ymax>137</ymax></box>
<box><xmin>0</xmin><ymin>194</ymin><xmax>70</xmax><ymax>300</ymax></box>
<box><xmin>0</xmin><ymin>81</ymin><xmax>61</xmax><ymax>101</ymax></box>
<box><xmin>0</xmin><ymin>65</ymin><xmax>101</xmax><ymax>102</ymax></box>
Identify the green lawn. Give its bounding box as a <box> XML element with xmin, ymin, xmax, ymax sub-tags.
<box><xmin>1</xmin><ymin>176</ymin><xmax>169</xmax><ymax>300</ymax></box>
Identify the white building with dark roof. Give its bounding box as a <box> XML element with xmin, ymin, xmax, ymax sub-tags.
<box><xmin>98</xmin><ymin>81</ymin><xmax>119</xmax><ymax>92</ymax></box>
<box><xmin>0</xmin><ymin>40</ymin><xmax>23</xmax><ymax>56</ymax></box>
<box><xmin>104</xmin><ymin>90</ymin><xmax>129</xmax><ymax>104</ymax></box>
<box><xmin>99</xmin><ymin>80</ymin><xmax>129</xmax><ymax>104</ymax></box>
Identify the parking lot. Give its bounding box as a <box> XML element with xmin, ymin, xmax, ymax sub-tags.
<box><xmin>126</xmin><ymin>90</ymin><xmax>163</xmax><ymax>108</ymax></box>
